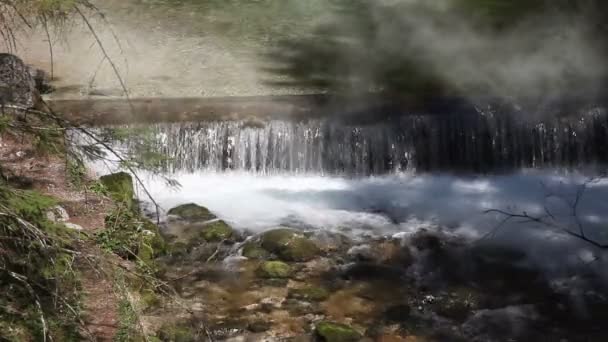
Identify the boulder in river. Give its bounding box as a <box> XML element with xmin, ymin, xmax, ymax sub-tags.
<box><xmin>200</xmin><ymin>220</ymin><xmax>233</xmax><ymax>242</ymax></box>
<box><xmin>167</xmin><ymin>203</ymin><xmax>215</xmax><ymax>222</ymax></box>
<box><xmin>259</xmin><ymin>228</ymin><xmax>321</xmax><ymax>262</ymax></box>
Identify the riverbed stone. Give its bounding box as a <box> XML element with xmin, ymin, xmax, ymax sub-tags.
<box><xmin>242</xmin><ymin>241</ymin><xmax>271</xmax><ymax>259</ymax></box>
<box><xmin>288</xmin><ymin>286</ymin><xmax>330</xmax><ymax>302</ymax></box>
<box><xmin>315</xmin><ymin>321</ymin><xmax>362</xmax><ymax>342</ymax></box>
<box><xmin>99</xmin><ymin>172</ymin><xmax>134</xmax><ymax>204</ymax></box>
<box><xmin>201</xmin><ymin>220</ymin><xmax>234</xmax><ymax>242</ymax></box>
<box><xmin>257</xmin><ymin>261</ymin><xmax>292</xmax><ymax>279</ymax></box>
<box><xmin>260</xmin><ymin>228</ymin><xmax>321</xmax><ymax>262</ymax></box>
<box><xmin>167</xmin><ymin>203</ymin><xmax>215</xmax><ymax>222</ymax></box>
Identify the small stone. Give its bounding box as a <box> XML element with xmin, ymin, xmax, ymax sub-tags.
<box><xmin>260</xmin><ymin>297</ymin><xmax>283</xmax><ymax>309</ymax></box>
<box><xmin>45</xmin><ymin>205</ymin><xmax>69</xmax><ymax>222</ymax></box>
<box><xmin>256</xmin><ymin>261</ymin><xmax>292</xmax><ymax>279</ymax></box>
<box><xmin>243</xmin><ymin>303</ymin><xmax>260</xmax><ymax>311</ymax></box>
<box><xmin>63</xmin><ymin>222</ymin><xmax>83</xmax><ymax>231</ymax></box>
<box><xmin>288</xmin><ymin>286</ymin><xmax>330</xmax><ymax>302</ymax></box>
<box><xmin>191</xmin><ymin>302</ymin><xmax>205</xmax><ymax>312</ymax></box>
<box><xmin>248</xmin><ymin>320</ymin><xmax>271</xmax><ymax>333</ymax></box>
<box><xmin>315</xmin><ymin>321</ymin><xmax>362</xmax><ymax>342</ymax></box>
<box><xmin>383</xmin><ymin>304</ymin><xmax>411</xmax><ymax>323</ymax></box>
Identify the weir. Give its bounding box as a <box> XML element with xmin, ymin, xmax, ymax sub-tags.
<box><xmin>121</xmin><ymin>108</ymin><xmax>608</xmax><ymax>175</ymax></box>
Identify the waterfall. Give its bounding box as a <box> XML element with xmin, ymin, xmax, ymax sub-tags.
<box><xmin>118</xmin><ymin>109</ymin><xmax>608</xmax><ymax>175</ymax></box>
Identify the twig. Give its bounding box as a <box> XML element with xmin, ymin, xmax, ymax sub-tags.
<box><xmin>74</xmin><ymin>5</ymin><xmax>135</xmax><ymax>115</ymax></box>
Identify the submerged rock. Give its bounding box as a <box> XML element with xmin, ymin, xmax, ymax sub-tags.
<box><xmin>257</xmin><ymin>261</ymin><xmax>292</xmax><ymax>279</ymax></box>
<box><xmin>260</xmin><ymin>228</ymin><xmax>321</xmax><ymax>262</ymax></box>
<box><xmin>99</xmin><ymin>172</ymin><xmax>134</xmax><ymax>205</ymax></box>
<box><xmin>167</xmin><ymin>203</ymin><xmax>215</xmax><ymax>222</ymax></box>
<box><xmin>315</xmin><ymin>321</ymin><xmax>362</xmax><ymax>342</ymax></box>
<box><xmin>288</xmin><ymin>286</ymin><xmax>330</xmax><ymax>302</ymax></box>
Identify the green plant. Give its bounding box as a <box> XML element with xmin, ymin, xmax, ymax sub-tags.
<box><xmin>0</xmin><ymin>186</ymin><xmax>82</xmax><ymax>340</ymax></box>
<box><xmin>67</xmin><ymin>157</ymin><xmax>87</xmax><ymax>188</ymax></box>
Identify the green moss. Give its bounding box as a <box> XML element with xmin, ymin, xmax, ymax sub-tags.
<box><xmin>241</xmin><ymin>241</ymin><xmax>270</xmax><ymax>259</ymax></box>
<box><xmin>288</xmin><ymin>286</ymin><xmax>330</xmax><ymax>302</ymax></box>
<box><xmin>260</xmin><ymin>228</ymin><xmax>321</xmax><ymax>262</ymax></box>
<box><xmin>167</xmin><ymin>203</ymin><xmax>215</xmax><ymax>222</ymax></box>
<box><xmin>99</xmin><ymin>172</ymin><xmax>135</xmax><ymax>205</ymax></box>
<box><xmin>0</xmin><ymin>186</ymin><xmax>82</xmax><ymax>341</ymax></box>
<box><xmin>0</xmin><ymin>321</ymin><xmax>34</xmax><ymax>341</ymax></box>
<box><xmin>7</xmin><ymin>189</ymin><xmax>57</xmax><ymax>222</ymax></box>
<box><xmin>97</xmin><ymin>207</ymin><xmax>165</xmax><ymax>268</ymax></box>
<box><xmin>315</xmin><ymin>322</ymin><xmax>362</xmax><ymax>342</ymax></box>
<box><xmin>157</xmin><ymin>323</ymin><xmax>195</xmax><ymax>342</ymax></box>
<box><xmin>115</xmin><ymin>298</ymin><xmax>144</xmax><ymax>342</ymax></box>
<box><xmin>200</xmin><ymin>220</ymin><xmax>233</xmax><ymax>242</ymax></box>
<box><xmin>256</xmin><ymin>261</ymin><xmax>292</xmax><ymax>279</ymax></box>
<box><xmin>140</xmin><ymin>289</ymin><xmax>162</xmax><ymax>312</ymax></box>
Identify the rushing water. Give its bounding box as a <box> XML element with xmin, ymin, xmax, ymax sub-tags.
<box><xmin>126</xmin><ymin>109</ymin><xmax>608</xmax><ymax>175</ymax></box>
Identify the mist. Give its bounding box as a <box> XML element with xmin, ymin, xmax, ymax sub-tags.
<box><xmin>265</xmin><ymin>0</ymin><xmax>607</xmax><ymax>105</ymax></box>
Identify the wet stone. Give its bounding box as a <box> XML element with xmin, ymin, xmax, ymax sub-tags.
<box><xmin>383</xmin><ymin>304</ymin><xmax>412</xmax><ymax>324</ymax></box>
<box><xmin>248</xmin><ymin>320</ymin><xmax>272</xmax><ymax>333</ymax></box>
<box><xmin>315</xmin><ymin>321</ymin><xmax>362</xmax><ymax>342</ymax></box>
<box><xmin>257</xmin><ymin>261</ymin><xmax>292</xmax><ymax>279</ymax></box>
<box><xmin>167</xmin><ymin>203</ymin><xmax>216</xmax><ymax>222</ymax></box>
<box><xmin>288</xmin><ymin>286</ymin><xmax>331</xmax><ymax>302</ymax></box>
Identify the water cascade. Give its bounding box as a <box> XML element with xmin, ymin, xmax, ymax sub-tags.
<box><xmin>127</xmin><ymin>109</ymin><xmax>608</xmax><ymax>175</ymax></box>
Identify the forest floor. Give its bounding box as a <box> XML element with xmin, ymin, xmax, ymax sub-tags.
<box><xmin>0</xmin><ymin>133</ymin><xmax>121</xmax><ymax>341</ymax></box>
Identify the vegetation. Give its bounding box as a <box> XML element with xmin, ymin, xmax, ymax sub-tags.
<box><xmin>265</xmin><ymin>0</ymin><xmax>608</xmax><ymax>100</ymax></box>
<box><xmin>0</xmin><ymin>187</ymin><xmax>82</xmax><ymax>340</ymax></box>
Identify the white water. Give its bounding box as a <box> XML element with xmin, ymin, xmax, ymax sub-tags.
<box><xmin>124</xmin><ymin>170</ymin><xmax>608</xmax><ymax>242</ymax></box>
<box><xmin>86</xmin><ymin>157</ymin><xmax>608</xmax><ymax>276</ymax></box>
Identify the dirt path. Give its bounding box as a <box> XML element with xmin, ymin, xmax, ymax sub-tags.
<box><xmin>0</xmin><ymin>133</ymin><xmax>119</xmax><ymax>341</ymax></box>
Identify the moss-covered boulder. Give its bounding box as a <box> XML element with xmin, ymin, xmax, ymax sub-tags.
<box><xmin>315</xmin><ymin>321</ymin><xmax>362</xmax><ymax>342</ymax></box>
<box><xmin>167</xmin><ymin>203</ymin><xmax>215</xmax><ymax>222</ymax></box>
<box><xmin>99</xmin><ymin>172</ymin><xmax>134</xmax><ymax>205</ymax></box>
<box><xmin>157</xmin><ymin>323</ymin><xmax>195</xmax><ymax>342</ymax></box>
<box><xmin>288</xmin><ymin>286</ymin><xmax>330</xmax><ymax>302</ymax></box>
<box><xmin>201</xmin><ymin>220</ymin><xmax>233</xmax><ymax>242</ymax></box>
<box><xmin>256</xmin><ymin>261</ymin><xmax>292</xmax><ymax>279</ymax></box>
<box><xmin>241</xmin><ymin>241</ymin><xmax>271</xmax><ymax>259</ymax></box>
<box><xmin>260</xmin><ymin>228</ymin><xmax>321</xmax><ymax>262</ymax></box>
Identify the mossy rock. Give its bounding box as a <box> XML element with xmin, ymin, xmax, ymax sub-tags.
<box><xmin>260</xmin><ymin>228</ymin><xmax>321</xmax><ymax>262</ymax></box>
<box><xmin>315</xmin><ymin>321</ymin><xmax>362</xmax><ymax>342</ymax></box>
<box><xmin>157</xmin><ymin>323</ymin><xmax>195</xmax><ymax>342</ymax></box>
<box><xmin>168</xmin><ymin>241</ymin><xmax>190</xmax><ymax>257</ymax></box>
<box><xmin>241</xmin><ymin>241</ymin><xmax>271</xmax><ymax>259</ymax></box>
<box><xmin>288</xmin><ymin>286</ymin><xmax>330</xmax><ymax>302</ymax></box>
<box><xmin>256</xmin><ymin>261</ymin><xmax>292</xmax><ymax>279</ymax></box>
<box><xmin>167</xmin><ymin>203</ymin><xmax>215</xmax><ymax>222</ymax></box>
<box><xmin>140</xmin><ymin>289</ymin><xmax>162</xmax><ymax>312</ymax></box>
<box><xmin>200</xmin><ymin>220</ymin><xmax>233</xmax><ymax>242</ymax></box>
<box><xmin>142</xmin><ymin>219</ymin><xmax>167</xmax><ymax>253</ymax></box>
<box><xmin>99</xmin><ymin>172</ymin><xmax>134</xmax><ymax>205</ymax></box>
